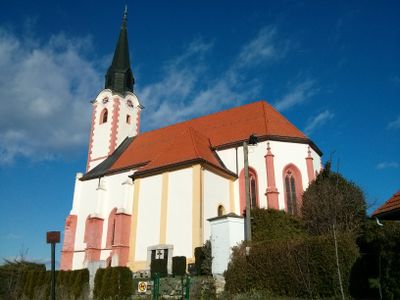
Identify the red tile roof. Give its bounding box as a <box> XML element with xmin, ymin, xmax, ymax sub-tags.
<box><xmin>86</xmin><ymin>101</ymin><xmax>318</xmax><ymax>179</ymax></box>
<box><xmin>372</xmin><ymin>191</ymin><xmax>400</xmax><ymax>218</ymax></box>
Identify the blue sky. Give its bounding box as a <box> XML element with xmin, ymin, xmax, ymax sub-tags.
<box><xmin>0</xmin><ymin>1</ymin><xmax>399</xmax><ymax>266</ymax></box>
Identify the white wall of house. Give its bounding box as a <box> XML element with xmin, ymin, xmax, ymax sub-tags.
<box><xmin>166</xmin><ymin>168</ymin><xmax>193</xmax><ymax>257</ymax></box>
<box><xmin>134</xmin><ymin>174</ymin><xmax>163</xmax><ymax>261</ymax></box>
<box><xmin>203</xmin><ymin>170</ymin><xmax>231</xmax><ymax>241</ymax></box>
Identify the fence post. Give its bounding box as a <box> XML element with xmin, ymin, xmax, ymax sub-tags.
<box><xmin>152</xmin><ymin>273</ymin><xmax>160</xmax><ymax>300</ymax></box>
<box><xmin>185</xmin><ymin>276</ymin><xmax>190</xmax><ymax>300</ymax></box>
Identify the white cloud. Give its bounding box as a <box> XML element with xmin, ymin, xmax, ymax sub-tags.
<box><xmin>0</xmin><ymin>28</ymin><xmax>102</xmax><ymax>164</ymax></box>
<box><xmin>387</xmin><ymin>115</ymin><xmax>400</xmax><ymax>130</ymax></box>
<box><xmin>236</xmin><ymin>26</ymin><xmax>288</xmax><ymax>67</ymax></box>
<box><xmin>139</xmin><ymin>28</ymin><xmax>288</xmax><ymax>129</ymax></box>
<box><xmin>0</xmin><ymin>25</ymin><xmax>292</xmax><ymax>164</ymax></box>
<box><xmin>274</xmin><ymin>79</ymin><xmax>319</xmax><ymax>111</ymax></box>
<box><xmin>304</xmin><ymin>110</ymin><xmax>334</xmax><ymax>135</ymax></box>
<box><xmin>376</xmin><ymin>162</ymin><xmax>399</xmax><ymax>170</ymax></box>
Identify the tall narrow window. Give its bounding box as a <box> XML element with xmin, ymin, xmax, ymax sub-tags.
<box><xmin>100</xmin><ymin>108</ymin><xmax>108</xmax><ymax>124</ymax></box>
<box><xmin>217</xmin><ymin>205</ymin><xmax>225</xmax><ymax>216</ymax></box>
<box><xmin>239</xmin><ymin>167</ymin><xmax>259</xmax><ymax>213</ymax></box>
<box><xmin>250</xmin><ymin>176</ymin><xmax>257</xmax><ymax>209</ymax></box>
<box><xmin>283</xmin><ymin>164</ymin><xmax>303</xmax><ymax>215</ymax></box>
<box><xmin>285</xmin><ymin>171</ymin><xmax>297</xmax><ymax>214</ymax></box>
<box><xmin>126</xmin><ymin>115</ymin><xmax>131</xmax><ymax>124</ymax></box>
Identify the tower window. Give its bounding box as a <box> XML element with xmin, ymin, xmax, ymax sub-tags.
<box><xmin>126</xmin><ymin>115</ymin><xmax>131</xmax><ymax>124</ymax></box>
<box><xmin>100</xmin><ymin>108</ymin><xmax>108</xmax><ymax>124</ymax></box>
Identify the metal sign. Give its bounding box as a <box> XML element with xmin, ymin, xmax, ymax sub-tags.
<box><xmin>138</xmin><ymin>281</ymin><xmax>148</xmax><ymax>293</ymax></box>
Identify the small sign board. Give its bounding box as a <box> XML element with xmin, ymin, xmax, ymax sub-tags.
<box><xmin>46</xmin><ymin>231</ymin><xmax>60</xmax><ymax>244</ymax></box>
<box><xmin>138</xmin><ymin>281</ymin><xmax>148</xmax><ymax>293</ymax></box>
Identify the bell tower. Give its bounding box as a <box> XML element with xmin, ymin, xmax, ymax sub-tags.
<box><xmin>86</xmin><ymin>7</ymin><xmax>142</xmax><ymax>171</ymax></box>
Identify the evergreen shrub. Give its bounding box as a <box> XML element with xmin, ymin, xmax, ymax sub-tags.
<box><xmin>350</xmin><ymin>220</ymin><xmax>400</xmax><ymax>299</ymax></box>
<box><xmin>225</xmin><ymin>234</ymin><xmax>359</xmax><ymax>298</ymax></box>
<box><xmin>194</xmin><ymin>240</ymin><xmax>212</xmax><ymax>275</ymax></box>
<box><xmin>172</xmin><ymin>256</ymin><xmax>186</xmax><ymax>276</ymax></box>
<box><xmin>93</xmin><ymin>266</ymin><xmax>134</xmax><ymax>300</ymax></box>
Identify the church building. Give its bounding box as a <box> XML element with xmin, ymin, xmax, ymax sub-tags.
<box><xmin>60</xmin><ymin>11</ymin><xmax>323</xmax><ymax>273</ymax></box>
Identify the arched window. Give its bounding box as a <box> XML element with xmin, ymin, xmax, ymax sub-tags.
<box><xmin>239</xmin><ymin>167</ymin><xmax>259</xmax><ymax>214</ymax></box>
<box><xmin>282</xmin><ymin>164</ymin><xmax>304</xmax><ymax>215</ymax></box>
<box><xmin>100</xmin><ymin>108</ymin><xmax>108</xmax><ymax>124</ymax></box>
<box><xmin>217</xmin><ymin>205</ymin><xmax>225</xmax><ymax>216</ymax></box>
<box><xmin>106</xmin><ymin>208</ymin><xmax>117</xmax><ymax>248</ymax></box>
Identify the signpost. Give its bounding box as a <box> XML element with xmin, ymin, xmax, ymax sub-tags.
<box><xmin>46</xmin><ymin>231</ymin><xmax>60</xmax><ymax>300</ymax></box>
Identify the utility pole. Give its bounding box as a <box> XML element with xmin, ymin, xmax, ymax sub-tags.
<box><xmin>243</xmin><ymin>140</ymin><xmax>252</xmax><ymax>242</ymax></box>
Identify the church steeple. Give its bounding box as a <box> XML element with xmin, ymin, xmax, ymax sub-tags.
<box><xmin>105</xmin><ymin>6</ymin><xmax>135</xmax><ymax>94</ymax></box>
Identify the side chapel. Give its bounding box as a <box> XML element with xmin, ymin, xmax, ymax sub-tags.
<box><xmin>60</xmin><ymin>10</ymin><xmax>323</xmax><ymax>273</ymax></box>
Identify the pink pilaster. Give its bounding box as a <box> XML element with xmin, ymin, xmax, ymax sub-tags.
<box><xmin>60</xmin><ymin>214</ymin><xmax>77</xmax><ymax>270</ymax></box>
<box><xmin>112</xmin><ymin>212</ymin><xmax>131</xmax><ymax>266</ymax></box>
<box><xmin>306</xmin><ymin>146</ymin><xmax>315</xmax><ymax>183</ymax></box>
<box><xmin>84</xmin><ymin>216</ymin><xmax>104</xmax><ymax>262</ymax></box>
<box><xmin>265</xmin><ymin>142</ymin><xmax>279</xmax><ymax>209</ymax></box>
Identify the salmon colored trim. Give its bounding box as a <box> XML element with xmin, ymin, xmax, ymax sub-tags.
<box><xmin>109</xmin><ymin>98</ymin><xmax>121</xmax><ymax>155</ymax></box>
<box><xmin>305</xmin><ymin>146</ymin><xmax>315</xmax><ymax>183</ymax></box>
<box><xmin>112</xmin><ymin>212</ymin><xmax>131</xmax><ymax>266</ymax></box>
<box><xmin>282</xmin><ymin>163</ymin><xmax>304</xmax><ymax>214</ymax></box>
<box><xmin>86</xmin><ymin>103</ymin><xmax>98</xmax><ymax>171</ymax></box>
<box><xmin>238</xmin><ymin>167</ymin><xmax>260</xmax><ymax>214</ymax></box>
<box><xmin>60</xmin><ymin>214</ymin><xmax>78</xmax><ymax>270</ymax></box>
<box><xmin>84</xmin><ymin>215</ymin><xmax>104</xmax><ymax>262</ymax></box>
<box><xmin>135</xmin><ymin>110</ymin><xmax>141</xmax><ymax>135</ymax></box>
<box><xmin>264</xmin><ymin>142</ymin><xmax>279</xmax><ymax>209</ymax></box>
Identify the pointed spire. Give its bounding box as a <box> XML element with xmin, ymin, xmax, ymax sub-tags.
<box><xmin>105</xmin><ymin>6</ymin><xmax>135</xmax><ymax>95</ymax></box>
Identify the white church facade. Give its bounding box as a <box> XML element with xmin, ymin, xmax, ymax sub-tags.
<box><xmin>60</xmin><ymin>11</ymin><xmax>323</xmax><ymax>273</ymax></box>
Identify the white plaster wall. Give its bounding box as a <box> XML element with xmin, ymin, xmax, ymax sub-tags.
<box><xmin>166</xmin><ymin>169</ymin><xmax>193</xmax><ymax>257</ymax></box>
<box><xmin>135</xmin><ymin>175</ymin><xmax>163</xmax><ymax>261</ymax></box>
<box><xmin>217</xmin><ymin>140</ymin><xmax>322</xmax><ymax>212</ymax></box>
<box><xmin>99</xmin><ymin>172</ymin><xmax>134</xmax><ymax>249</ymax></box>
<box><xmin>89</xmin><ymin>90</ymin><xmax>141</xmax><ymax>169</ymax></box>
<box><xmin>210</xmin><ymin>217</ymin><xmax>244</xmax><ymax>275</ymax></box>
<box><xmin>271</xmin><ymin>141</ymin><xmax>311</xmax><ymax>209</ymax></box>
<box><xmin>70</xmin><ymin>169</ymin><xmax>134</xmax><ymax>269</ymax></box>
<box><xmin>116</xmin><ymin>94</ymin><xmax>141</xmax><ymax>145</ymax></box>
<box><xmin>91</xmin><ymin>90</ymin><xmax>114</xmax><ymax>160</ymax></box>
<box><xmin>203</xmin><ymin>170</ymin><xmax>231</xmax><ymax>242</ymax></box>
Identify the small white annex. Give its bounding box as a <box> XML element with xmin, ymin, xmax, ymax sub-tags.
<box><xmin>60</xmin><ymin>12</ymin><xmax>323</xmax><ymax>274</ymax></box>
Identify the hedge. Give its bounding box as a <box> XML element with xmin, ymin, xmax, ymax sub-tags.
<box><xmin>3</xmin><ymin>268</ymin><xmax>90</xmax><ymax>300</ymax></box>
<box><xmin>93</xmin><ymin>266</ymin><xmax>134</xmax><ymax>300</ymax></box>
<box><xmin>225</xmin><ymin>233</ymin><xmax>359</xmax><ymax>298</ymax></box>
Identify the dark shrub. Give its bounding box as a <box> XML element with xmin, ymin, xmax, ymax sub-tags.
<box><xmin>172</xmin><ymin>256</ymin><xmax>187</xmax><ymax>276</ymax></box>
